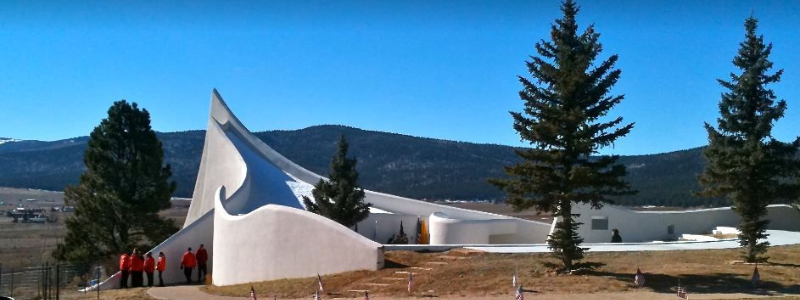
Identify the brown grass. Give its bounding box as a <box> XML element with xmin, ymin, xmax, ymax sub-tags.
<box><xmin>205</xmin><ymin>246</ymin><xmax>800</xmax><ymax>299</ymax></box>
<box><xmin>58</xmin><ymin>287</ymin><xmax>156</xmax><ymax>300</ymax></box>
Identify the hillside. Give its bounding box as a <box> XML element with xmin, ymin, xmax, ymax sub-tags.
<box><xmin>0</xmin><ymin>125</ymin><xmax>731</xmax><ymax>207</ymax></box>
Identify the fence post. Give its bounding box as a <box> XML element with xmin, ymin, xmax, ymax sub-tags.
<box><xmin>46</xmin><ymin>263</ymin><xmax>50</xmax><ymax>300</ymax></box>
<box><xmin>48</xmin><ymin>263</ymin><xmax>52</xmax><ymax>300</ymax></box>
<box><xmin>95</xmin><ymin>265</ymin><xmax>100</xmax><ymax>300</ymax></box>
<box><xmin>56</xmin><ymin>264</ymin><xmax>60</xmax><ymax>300</ymax></box>
<box><xmin>49</xmin><ymin>264</ymin><xmax>53</xmax><ymax>300</ymax></box>
<box><xmin>40</xmin><ymin>264</ymin><xmax>44</xmax><ymax>298</ymax></box>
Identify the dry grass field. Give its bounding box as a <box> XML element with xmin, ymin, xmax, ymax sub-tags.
<box><xmin>205</xmin><ymin>246</ymin><xmax>800</xmax><ymax>299</ymax></box>
<box><xmin>0</xmin><ymin>188</ymin><xmax>190</xmax><ymax>270</ymax></box>
<box><xmin>3</xmin><ymin>188</ymin><xmax>799</xmax><ymax>299</ymax></box>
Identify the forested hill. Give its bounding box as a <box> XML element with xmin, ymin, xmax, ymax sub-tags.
<box><xmin>0</xmin><ymin>125</ymin><xmax>729</xmax><ymax>207</ymax></box>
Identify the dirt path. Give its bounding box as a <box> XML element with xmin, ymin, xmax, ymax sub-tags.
<box><xmin>148</xmin><ymin>285</ymin><xmax>793</xmax><ymax>300</ymax></box>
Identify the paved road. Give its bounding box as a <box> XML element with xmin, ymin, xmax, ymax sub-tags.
<box><xmin>147</xmin><ymin>285</ymin><xmax>788</xmax><ymax>300</ymax></box>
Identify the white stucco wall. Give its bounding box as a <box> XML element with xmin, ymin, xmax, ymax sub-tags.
<box><xmin>571</xmin><ymin>203</ymin><xmax>800</xmax><ymax>243</ymax></box>
<box><xmin>356</xmin><ymin>213</ymin><xmax>422</xmax><ymax>244</ymax></box>
<box><xmin>184</xmin><ymin>102</ymin><xmax>249</xmax><ymax>227</ymax></box>
<box><xmin>213</xmin><ymin>186</ymin><xmax>384</xmax><ymax>286</ymax></box>
<box><xmin>198</xmin><ymin>89</ymin><xmax>553</xmax><ymax>245</ymax></box>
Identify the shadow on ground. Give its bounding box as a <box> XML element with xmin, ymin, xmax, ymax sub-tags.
<box><xmin>585</xmin><ymin>269</ymin><xmax>800</xmax><ymax>295</ymax></box>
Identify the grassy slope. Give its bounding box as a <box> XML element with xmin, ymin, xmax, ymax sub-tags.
<box><xmin>205</xmin><ymin>246</ymin><xmax>800</xmax><ymax>298</ymax></box>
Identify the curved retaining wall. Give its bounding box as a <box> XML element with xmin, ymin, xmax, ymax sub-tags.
<box><xmin>213</xmin><ymin>186</ymin><xmax>384</xmax><ymax>286</ymax></box>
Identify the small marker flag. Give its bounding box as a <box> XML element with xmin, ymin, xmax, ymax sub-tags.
<box><xmin>677</xmin><ymin>279</ymin><xmax>688</xmax><ymax>299</ymax></box>
<box><xmin>635</xmin><ymin>267</ymin><xmax>645</xmax><ymax>287</ymax></box>
<box><xmin>317</xmin><ymin>274</ymin><xmax>324</xmax><ymax>292</ymax></box>
<box><xmin>250</xmin><ymin>286</ymin><xmax>257</xmax><ymax>300</ymax></box>
<box><xmin>512</xmin><ymin>269</ymin><xmax>517</xmax><ymax>287</ymax></box>
<box><xmin>515</xmin><ymin>285</ymin><xmax>524</xmax><ymax>300</ymax></box>
<box><xmin>408</xmin><ymin>272</ymin><xmax>414</xmax><ymax>292</ymax></box>
<box><xmin>751</xmin><ymin>265</ymin><xmax>760</xmax><ymax>287</ymax></box>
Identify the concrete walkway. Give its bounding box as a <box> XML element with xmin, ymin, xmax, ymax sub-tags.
<box><xmin>148</xmin><ymin>285</ymin><xmax>788</xmax><ymax>300</ymax></box>
<box><xmin>148</xmin><ymin>285</ymin><xmax>243</xmax><ymax>300</ymax></box>
<box><xmin>467</xmin><ymin>230</ymin><xmax>800</xmax><ymax>253</ymax></box>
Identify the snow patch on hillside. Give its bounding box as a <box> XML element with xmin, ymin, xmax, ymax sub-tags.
<box><xmin>0</xmin><ymin>138</ymin><xmax>21</xmax><ymax>146</ymax></box>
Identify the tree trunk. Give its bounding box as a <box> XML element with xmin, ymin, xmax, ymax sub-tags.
<box><xmin>561</xmin><ymin>201</ymin><xmax>573</xmax><ymax>271</ymax></box>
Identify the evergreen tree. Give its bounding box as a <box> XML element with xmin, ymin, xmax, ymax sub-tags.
<box><xmin>698</xmin><ymin>17</ymin><xmax>800</xmax><ymax>263</ymax></box>
<box><xmin>54</xmin><ymin>100</ymin><xmax>178</xmax><ymax>266</ymax></box>
<box><xmin>303</xmin><ymin>134</ymin><xmax>371</xmax><ymax>228</ymax></box>
<box><xmin>490</xmin><ymin>0</ymin><xmax>634</xmax><ymax>271</ymax></box>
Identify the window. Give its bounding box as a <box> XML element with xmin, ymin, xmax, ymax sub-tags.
<box><xmin>591</xmin><ymin>216</ymin><xmax>608</xmax><ymax>230</ymax></box>
<box><xmin>667</xmin><ymin>224</ymin><xmax>675</xmax><ymax>235</ymax></box>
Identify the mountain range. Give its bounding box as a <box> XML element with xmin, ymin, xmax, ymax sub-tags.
<box><xmin>0</xmin><ymin>126</ymin><xmax>727</xmax><ymax>207</ymax></box>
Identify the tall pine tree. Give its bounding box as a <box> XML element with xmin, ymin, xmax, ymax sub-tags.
<box><xmin>303</xmin><ymin>134</ymin><xmax>371</xmax><ymax>228</ymax></box>
<box><xmin>698</xmin><ymin>17</ymin><xmax>800</xmax><ymax>263</ymax></box>
<box><xmin>491</xmin><ymin>0</ymin><xmax>634</xmax><ymax>271</ymax></box>
<box><xmin>54</xmin><ymin>100</ymin><xmax>178</xmax><ymax>266</ymax></box>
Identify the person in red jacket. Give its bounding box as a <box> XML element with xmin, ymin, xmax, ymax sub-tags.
<box><xmin>129</xmin><ymin>249</ymin><xmax>145</xmax><ymax>288</ymax></box>
<box><xmin>119</xmin><ymin>251</ymin><xmax>130</xmax><ymax>289</ymax></box>
<box><xmin>180</xmin><ymin>247</ymin><xmax>197</xmax><ymax>284</ymax></box>
<box><xmin>195</xmin><ymin>244</ymin><xmax>208</xmax><ymax>283</ymax></box>
<box><xmin>144</xmin><ymin>252</ymin><xmax>156</xmax><ymax>287</ymax></box>
<box><xmin>156</xmin><ymin>252</ymin><xmax>167</xmax><ymax>287</ymax></box>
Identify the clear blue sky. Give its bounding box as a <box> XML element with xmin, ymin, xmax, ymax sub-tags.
<box><xmin>1</xmin><ymin>1</ymin><xmax>799</xmax><ymax>155</ymax></box>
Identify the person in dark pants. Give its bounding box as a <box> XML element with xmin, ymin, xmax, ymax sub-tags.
<box><xmin>157</xmin><ymin>252</ymin><xmax>166</xmax><ymax>287</ymax></box>
<box><xmin>180</xmin><ymin>247</ymin><xmax>197</xmax><ymax>284</ymax></box>
<box><xmin>611</xmin><ymin>228</ymin><xmax>623</xmax><ymax>243</ymax></box>
<box><xmin>144</xmin><ymin>252</ymin><xmax>156</xmax><ymax>287</ymax></box>
<box><xmin>119</xmin><ymin>251</ymin><xmax>130</xmax><ymax>289</ymax></box>
<box><xmin>129</xmin><ymin>249</ymin><xmax>145</xmax><ymax>287</ymax></box>
<box><xmin>195</xmin><ymin>244</ymin><xmax>208</xmax><ymax>283</ymax></box>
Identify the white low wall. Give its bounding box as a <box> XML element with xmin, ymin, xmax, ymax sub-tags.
<box><xmin>429</xmin><ymin>212</ymin><xmax>515</xmax><ymax>244</ymax></box>
<box><xmin>572</xmin><ymin>203</ymin><xmax>800</xmax><ymax>243</ymax></box>
<box><xmin>356</xmin><ymin>213</ymin><xmax>422</xmax><ymax>244</ymax></box>
<box><xmin>213</xmin><ymin>187</ymin><xmax>384</xmax><ymax>286</ymax></box>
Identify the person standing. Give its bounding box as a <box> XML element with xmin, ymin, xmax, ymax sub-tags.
<box><xmin>130</xmin><ymin>249</ymin><xmax>145</xmax><ymax>287</ymax></box>
<box><xmin>611</xmin><ymin>229</ymin><xmax>623</xmax><ymax>243</ymax></box>
<box><xmin>180</xmin><ymin>247</ymin><xmax>197</xmax><ymax>284</ymax></box>
<box><xmin>196</xmin><ymin>244</ymin><xmax>208</xmax><ymax>283</ymax></box>
<box><xmin>119</xmin><ymin>251</ymin><xmax>130</xmax><ymax>289</ymax></box>
<box><xmin>144</xmin><ymin>252</ymin><xmax>156</xmax><ymax>287</ymax></box>
<box><xmin>156</xmin><ymin>252</ymin><xmax>167</xmax><ymax>287</ymax></box>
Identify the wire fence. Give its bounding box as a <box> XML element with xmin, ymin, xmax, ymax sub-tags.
<box><xmin>0</xmin><ymin>262</ymin><xmax>95</xmax><ymax>300</ymax></box>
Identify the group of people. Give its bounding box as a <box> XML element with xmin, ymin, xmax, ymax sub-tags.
<box><xmin>118</xmin><ymin>244</ymin><xmax>208</xmax><ymax>288</ymax></box>
<box><xmin>119</xmin><ymin>249</ymin><xmax>165</xmax><ymax>288</ymax></box>
<box><xmin>180</xmin><ymin>244</ymin><xmax>209</xmax><ymax>284</ymax></box>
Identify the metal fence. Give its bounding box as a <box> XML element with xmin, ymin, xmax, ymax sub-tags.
<box><xmin>0</xmin><ymin>263</ymin><xmax>87</xmax><ymax>300</ymax></box>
